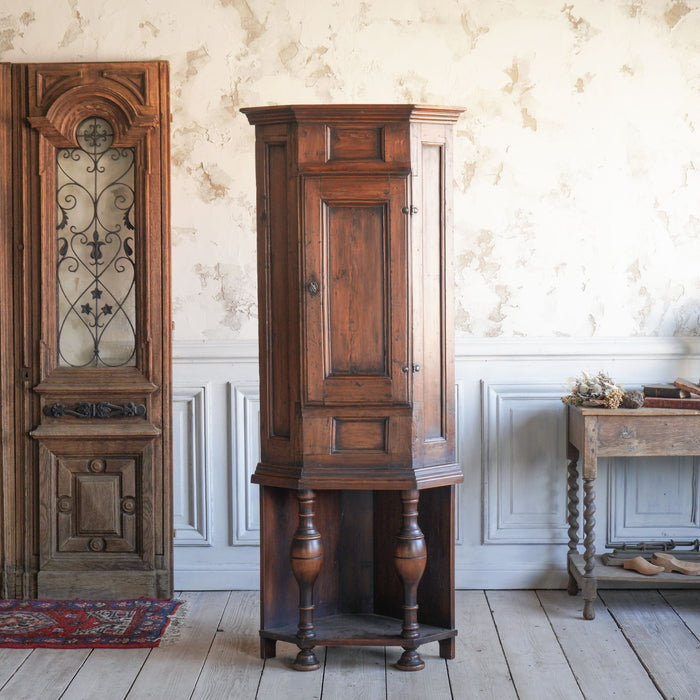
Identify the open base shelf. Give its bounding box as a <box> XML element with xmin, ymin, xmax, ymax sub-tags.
<box><xmin>261</xmin><ymin>612</ymin><xmax>457</xmax><ymax>648</ymax></box>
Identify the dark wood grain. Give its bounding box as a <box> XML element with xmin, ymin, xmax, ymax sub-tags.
<box><xmin>244</xmin><ymin>105</ymin><xmax>463</xmax><ymax>669</ymax></box>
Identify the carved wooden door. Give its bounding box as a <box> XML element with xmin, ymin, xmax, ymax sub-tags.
<box><xmin>0</xmin><ymin>61</ymin><xmax>172</xmax><ymax>599</ymax></box>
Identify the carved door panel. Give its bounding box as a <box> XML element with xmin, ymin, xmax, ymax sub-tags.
<box><xmin>302</xmin><ymin>176</ymin><xmax>410</xmax><ymax>406</ymax></box>
<box><xmin>0</xmin><ymin>62</ymin><xmax>171</xmax><ymax>599</ymax></box>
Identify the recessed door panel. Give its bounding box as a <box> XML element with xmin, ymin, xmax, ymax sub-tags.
<box><xmin>303</xmin><ymin>177</ymin><xmax>409</xmax><ymax>405</ymax></box>
<box><xmin>327</xmin><ymin>203</ymin><xmax>387</xmax><ymax>376</ymax></box>
<box><xmin>53</xmin><ymin>455</ymin><xmax>140</xmax><ymax>555</ymax></box>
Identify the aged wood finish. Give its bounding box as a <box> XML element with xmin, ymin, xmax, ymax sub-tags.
<box><xmin>0</xmin><ymin>61</ymin><xmax>172</xmax><ymax>599</ymax></box>
<box><xmin>566</xmin><ymin>405</ymin><xmax>700</xmax><ymax>620</ymax></box>
<box><xmin>243</xmin><ymin>105</ymin><xmax>463</xmax><ymax>670</ymax></box>
<box><xmin>0</xmin><ymin>63</ymin><xmax>17</xmax><ymax>600</ymax></box>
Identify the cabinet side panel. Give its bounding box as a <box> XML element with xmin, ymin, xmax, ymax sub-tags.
<box><xmin>417</xmin><ymin>485</ymin><xmax>455</xmax><ymax>629</ymax></box>
<box><xmin>263</xmin><ymin>141</ymin><xmax>291</xmax><ymax>439</ymax></box>
<box><xmin>260</xmin><ymin>486</ymin><xmax>298</xmax><ymax>628</ymax></box>
<box><xmin>420</xmin><ymin>143</ymin><xmax>447</xmax><ymax>441</ymax></box>
<box><xmin>411</xmin><ymin>122</ymin><xmax>457</xmax><ymax>471</ymax></box>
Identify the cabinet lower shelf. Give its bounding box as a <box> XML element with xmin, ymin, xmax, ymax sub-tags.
<box><xmin>261</xmin><ymin>613</ymin><xmax>457</xmax><ymax>649</ymax></box>
<box><xmin>568</xmin><ymin>553</ymin><xmax>700</xmax><ymax>589</ymax></box>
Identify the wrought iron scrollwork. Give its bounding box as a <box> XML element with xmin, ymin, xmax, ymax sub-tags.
<box><xmin>43</xmin><ymin>401</ymin><xmax>146</xmax><ymax>419</ymax></box>
<box><xmin>56</xmin><ymin>116</ymin><xmax>137</xmax><ymax>368</ymax></box>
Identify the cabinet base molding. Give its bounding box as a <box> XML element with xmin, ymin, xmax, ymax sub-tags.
<box><xmin>261</xmin><ymin>612</ymin><xmax>457</xmax><ymax>665</ymax></box>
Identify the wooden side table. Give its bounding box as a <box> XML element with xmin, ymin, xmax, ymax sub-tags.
<box><xmin>566</xmin><ymin>405</ymin><xmax>700</xmax><ymax>619</ymax></box>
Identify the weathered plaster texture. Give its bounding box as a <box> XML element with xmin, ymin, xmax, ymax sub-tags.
<box><xmin>2</xmin><ymin>0</ymin><xmax>699</xmax><ymax>338</ymax></box>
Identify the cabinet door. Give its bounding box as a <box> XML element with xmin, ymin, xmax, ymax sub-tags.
<box><xmin>303</xmin><ymin>177</ymin><xmax>410</xmax><ymax>405</ymax></box>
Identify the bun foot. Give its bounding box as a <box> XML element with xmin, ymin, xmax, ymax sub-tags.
<box><xmin>292</xmin><ymin>648</ymin><xmax>321</xmax><ymax>671</ymax></box>
<box><xmin>396</xmin><ymin>648</ymin><xmax>425</xmax><ymax>671</ymax></box>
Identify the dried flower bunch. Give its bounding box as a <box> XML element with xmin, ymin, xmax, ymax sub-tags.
<box><xmin>562</xmin><ymin>370</ymin><xmax>626</xmax><ymax>409</ymax></box>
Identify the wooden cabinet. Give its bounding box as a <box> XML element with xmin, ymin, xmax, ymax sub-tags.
<box><xmin>242</xmin><ymin>104</ymin><xmax>463</xmax><ymax>671</ymax></box>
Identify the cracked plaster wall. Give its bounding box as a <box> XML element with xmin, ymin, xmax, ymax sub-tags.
<box><xmin>2</xmin><ymin>0</ymin><xmax>700</xmax><ymax>339</ymax></box>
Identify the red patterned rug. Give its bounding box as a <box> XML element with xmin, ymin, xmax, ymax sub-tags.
<box><xmin>0</xmin><ymin>599</ymin><xmax>183</xmax><ymax>648</ymax></box>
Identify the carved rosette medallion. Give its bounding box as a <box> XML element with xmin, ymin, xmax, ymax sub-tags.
<box><xmin>57</xmin><ymin>496</ymin><xmax>73</xmax><ymax>513</ymax></box>
<box><xmin>88</xmin><ymin>538</ymin><xmax>106</xmax><ymax>552</ymax></box>
<box><xmin>121</xmin><ymin>497</ymin><xmax>136</xmax><ymax>514</ymax></box>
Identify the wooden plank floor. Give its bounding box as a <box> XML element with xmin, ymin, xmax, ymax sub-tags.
<box><xmin>0</xmin><ymin>589</ymin><xmax>699</xmax><ymax>699</ymax></box>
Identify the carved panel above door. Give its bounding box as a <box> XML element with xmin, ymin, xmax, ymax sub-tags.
<box><xmin>0</xmin><ymin>61</ymin><xmax>171</xmax><ymax>600</ymax></box>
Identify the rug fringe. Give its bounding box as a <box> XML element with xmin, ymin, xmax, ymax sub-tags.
<box><xmin>158</xmin><ymin>599</ymin><xmax>189</xmax><ymax>646</ymax></box>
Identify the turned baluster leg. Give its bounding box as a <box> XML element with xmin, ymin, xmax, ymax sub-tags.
<box><xmin>566</xmin><ymin>446</ymin><xmax>580</xmax><ymax>596</ymax></box>
<box><xmin>394</xmin><ymin>489</ymin><xmax>427</xmax><ymax>671</ymax></box>
<box><xmin>290</xmin><ymin>489</ymin><xmax>323</xmax><ymax>671</ymax></box>
<box><xmin>582</xmin><ymin>478</ymin><xmax>596</xmax><ymax>620</ymax></box>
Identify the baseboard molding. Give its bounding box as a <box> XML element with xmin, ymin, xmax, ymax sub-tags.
<box><xmin>174</xmin><ymin>567</ymin><xmax>259</xmax><ymax>591</ymax></box>
<box><xmin>455</xmin><ymin>567</ymin><xmax>568</xmax><ymax>590</ymax></box>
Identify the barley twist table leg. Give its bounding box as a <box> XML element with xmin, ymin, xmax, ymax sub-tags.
<box><xmin>582</xmin><ymin>478</ymin><xmax>596</xmax><ymax>620</ymax></box>
<box><xmin>567</xmin><ymin>451</ymin><xmax>580</xmax><ymax>595</ymax></box>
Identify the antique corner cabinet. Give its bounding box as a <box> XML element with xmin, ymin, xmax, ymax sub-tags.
<box><xmin>242</xmin><ymin>104</ymin><xmax>464</xmax><ymax>671</ymax></box>
<box><xmin>0</xmin><ymin>62</ymin><xmax>172</xmax><ymax>599</ymax></box>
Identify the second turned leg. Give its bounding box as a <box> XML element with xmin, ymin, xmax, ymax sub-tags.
<box><xmin>394</xmin><ymin>489</ymin><xmax>427</xmax><ymax>671</ymax></box>
<box><xmin>290</xmin><ymin>489</ymin><xmax>323</xmax><ymax>670</ymax></box>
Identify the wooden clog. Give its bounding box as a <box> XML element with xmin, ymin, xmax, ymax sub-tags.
<box><xmin>622</xmin><ymin>556</ymin><xmax>664</xmax><ymax>576</ymax></box>
<box><xmin>650</xmin><ymin>552</ymin><xmax>700</xmax><ymax>576</ymax></box>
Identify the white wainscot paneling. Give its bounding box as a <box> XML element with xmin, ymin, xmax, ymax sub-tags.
<box><xmin>607</xmin><ymin>456</ymin><xmax>700</xmax><ymax>544</ymax></box>
<box><xmin>172</xmin><ymin>341</ymin><xmax>261</xmax><ymax>590</ymax></box>
<box><xmin>229</xmin><ymin>382</ymin><xmax>261</xmax><ymax>545</ymax></box>
<box><xmin>172</xmin><ymin>385</ymin><xmax>211</xmax><ymax>545</ymax></box>
<box><xmin>482</xmin><ymin>382</ymin><xmax>569</xmax><ymax>545</ymax></box>
<box><xmin>170</xmin><ymin>336</ymin><xmax>700</xmax><ymax>590</ymax></box>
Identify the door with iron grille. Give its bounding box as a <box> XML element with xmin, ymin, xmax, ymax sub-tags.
<box><xmin>0</xmin><ymin>61</ymin><xmax>172</xmax><ymax>599</ymax></box>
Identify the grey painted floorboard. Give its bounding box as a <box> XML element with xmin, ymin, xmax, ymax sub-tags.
<box><xmin>487</xmin><ymin>590</ymin><xmax>583</xmax><ymax>700</ymax></box>
<box><xmin>600</xmin><ymin>589</ymin><xmax>700</xmax><ymax>700</ymax></box>
<box><xmin>538</xmin><ymin>590</ymin><xmax>662</xmax><ymax>699</ymax></box>
<box><xmin>0</xmin><ymin>590</ymin><xmax>695</xmax><ymax>698</ymax></box>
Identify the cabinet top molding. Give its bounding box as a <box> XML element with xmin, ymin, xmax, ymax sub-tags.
<box><xmin>241</xmin><ymin>104</ymin><xmax>464</xmax><ymax>125</ymax></box>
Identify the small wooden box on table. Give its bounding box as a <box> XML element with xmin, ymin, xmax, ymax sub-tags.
<box><xmin>242</xmin><ymin>104</ymin><xmax>464</xmax><ymax>671</ymax></box>
<box><xmin>566</xmin><ymin>405</ymin><xmax>700</xmax><ymax>620</ymax></box>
